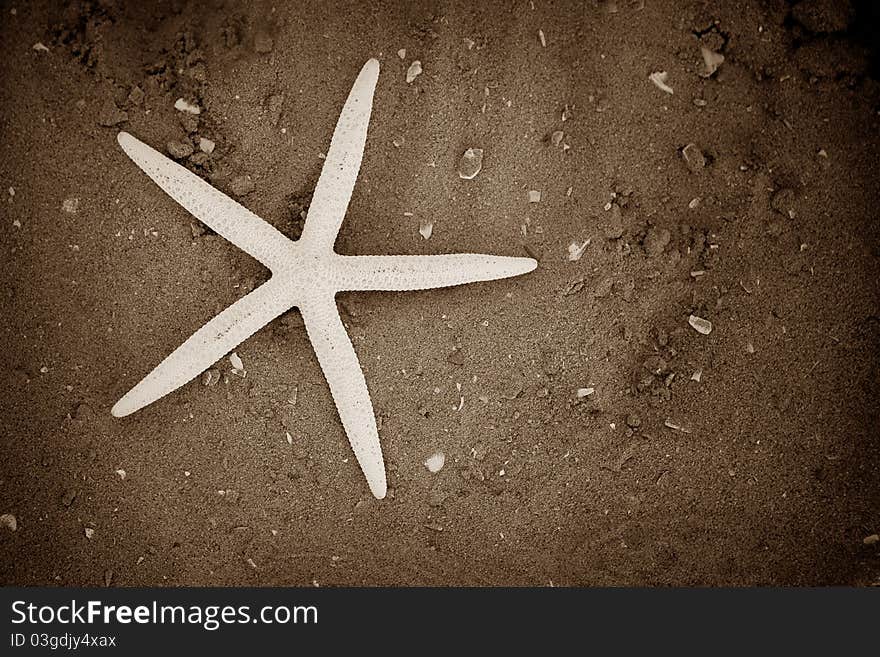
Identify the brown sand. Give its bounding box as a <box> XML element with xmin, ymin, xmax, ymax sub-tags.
<box><xmin>1</xmin><ymin>0</ymin><xmax>878</xmax><ymax>586</ymax></box>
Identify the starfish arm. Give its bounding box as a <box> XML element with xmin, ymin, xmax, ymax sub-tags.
<box><xmin>117</xmin><ymin>132</ymin><xmax>293</xmax><ymax>273</ymax></box>
<box><xmin>299</xmin><ymin>293</ymin><xmax>387</xmax><ymax>499</ymax></box>
<box><xmin>335</xmin><ymin>253</ymin><xmax>538</xmax><ymax>291</ymax></box>
<box><xmin>112</xmin><ymin>277</ymin><xmax>294</xmax><ymax>417</ymax></box>
<box><xmin>299</xmin><ymin>59</ymin><xmax>380</xmax><ymax>253</ymax></box>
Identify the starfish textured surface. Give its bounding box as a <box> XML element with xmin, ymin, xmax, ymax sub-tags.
<box><xmin>111</xmin><ymin>58</ymin><xmax>537</xmax><ymax>499</ymax></box>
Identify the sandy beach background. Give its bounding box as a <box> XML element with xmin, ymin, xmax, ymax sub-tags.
<box><xmin>1</xmin><ymin>0</ymin><xmax>878</xmax><ymax>585</ymax></box>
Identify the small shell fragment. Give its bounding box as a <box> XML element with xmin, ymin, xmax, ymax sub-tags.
<box><xmin>457</xmin><ymin>148</ymin><xmax>484</xmax><ymax>180</ymax></box>
<box><xmin>538</xmin><ymin>29</ymin><xmax>546</xmax><ymax>47</ymax></box>
<box><xmin>664</xmin><ymin>419</ymin><xmax>691</xmax><ymax>433</ymax></box>
<box><xmin>576</xmin><ymin>387</ymin><xmax>595</xmax><ymax>398</ymax></box>
<box><xmin>406</xmin><ymin>60</ymin><xmax>422</xmax><ymax>84</ymax></box>
<box><xmin>202</xmin><ymin>369</ymin><xmax>220</xmax><ymax>386</ymax></box>
<box><xmin>198</xmin><ymin>137</ymin><xmax>215</xmax><ymax>154</ymax></box>
<box><xmin>174</xmin><ymin>98</ymin><xmax>201</xmax><ymax>114</ymax></box>
<box><xmin>528</xmin><ymin>190</ymin><xmax>542</xmax><ymax>203</ymax></box>
<box><xmin>84</xmin><ymin>527</ymin><xmax>95</xmax><ymax>539</ymax></box>
<box><xmin>32</xmin><ymin>42</ymin><xmax>50</xmax><ymax>52</ymax></box>
<box><xmin>229</xmin><ymin>352</ymin><xmax>244</xmax><ymax>371</ymax></box>
<box><xmin>551</xmin><ymin>130</ymin><xmax>564</xmax><ymax>147</ymax></box>
<box><xmin>649</xmin><ymin>71</ymin><xmax>674</xmax><ymax>94</ymax></box>
<box><xmin>567</xmin><ymin>240</ymin><xmax>590</xmax><ymax>262</ymax></box>
<box><xmin>425</xmin><ymin>451</ymin><xmax>445</xmax><ymax>473</ymax></box>
<box><xmin>397</xmin><ymin>48</ymin><xmax>406</xmax><ymax>59</ymax></box>
<box><xmin>688</xmin><ymin>314</ymin><xmax>712</xmax><ymax>335</ymax></box>
<box><xmin>419</xmin><ymin>219</ymin><xmax>433</xmax><ymax>240</ymax></box>
<box><xmin>115</xmin><ymin>469</ymin><xmax>126</xmax><ymax>480</ymax></box>
<box><xmin>0</xmin><ymin>513</ymin><xmax>16</xmax><ymax>531</ymax></box>
<box><xmin>700</xmin><ymin>46</ymin><xmax>725</xmax><ymax>77</ymax></box>
<box><xmin>690</xmin><ymin>369</ymin><xmax>702</xmax><ymax>382</ymax></box>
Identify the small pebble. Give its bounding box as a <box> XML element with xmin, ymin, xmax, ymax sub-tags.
<box><xmin>174</xmin><ymin>98</ymin><xmax>201</xmax><ymax>115</ymax></box>
<box><xmin>128</xmin><ymin>86</ymin><xmax>145</xmax><ymax>106</ymax></box>
<box><xmin>62</xmin><ymin>197</ymin><xmax>80</xmax><ymax>214</ymax></box>
<box><xmin>98</xmin><ymin>99</ymin><xmax>128</xmax><ymax>127</ymax></box>
<box><xmin>528</xmin><ymin>190</ymin><xmax>542</xmax><ymax>203</ymax></box>
<box><xmin>770</xmin><ymin>188</ymin><xmax>796</xmax><ymax>218</ymax></box>
<box><xmin>457</xmin><ymin>148</ymin><xmax>483</xmax><ymax>180</ymax></box>
<box><xmin>576</xmin><ymin>387</ymin><xmax>595</xmax><ymax>398</ymax></box>
<box><xmin>397</xmin><ymin>48</ymin><xmax>406</xmax><ymax>59</ymax></box>
<box><xmin>626</xmin><ymin>414</ymin><xmax>641</xmax><ymax>429</ymax></box>
<box><xmin>688</xmin><ymin>314</ymin><xmax>713</xmax><ymax>335</ymax></box>
<box><xmin>643</xmin><ymin>226</ymin><xmax>671</xmax><ymax>257</ymax></box>
<box><xmin>84</xmin><ymin>527</ymin><xmax>94</xmax><ymax>539</ymax></box>
<box><xmin>603</xmin><ymin>205</ymin><xmax>624</xmax><ymax>239</ymax></box>
<box><xmin>115</xmin><ymin>469</ymin><xmax>126</xmax><ymax>480</ymax></box>
<box><xmin>682</xmin><ymin>143</ymin><xmax>706</xmax><ymax>171</ymax></box>
<box><xmin>864</xmin><ymin>534</ymin><xmax>879</xmax><ymax>545</ymax></box>
<box><xmin>0</xmin><ymin>513</ymin><xmax>16</xmax><ymax>531</ymax></box>
<box><xmin>406</xmin><ymin>60</ymin><xmax>422</xmax><ymax>84</ymax></box>
<box><xmin>198</xmin><ymin>137</ymin><xmax>216</xmax><ymax>154</ymax></box>
<box><xmin>179</xmin><ymin>113</ymin><xmax>199</xmax><ymax>133</ymax></box>
<box><xmin>551</xmin><ymin>130</ymin><xmax>564</xmax><ymax>147</ymax></box>
<box><xmin>62</xmin><ymin>489</ymin><xmax>77</xmax><ymax>506</ymax></box>
<box><xmin>229</xmin><ymin>352</ymin><xmax>244</xmax><ymax>371</ymax></box>
<box><xmin>230</xmin><ymin>175</ymin><xmax>255</xmax><ymax>197</ymax></box>
<box><xmin>167</xmin><ymin>140</ymin><xmax>194</xmax><ymax>159</ymax></box>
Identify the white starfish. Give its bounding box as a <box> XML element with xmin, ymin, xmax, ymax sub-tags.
<box><xmin>111</xmin><ymin>59</ymin><xmax>537</xmax><ymax>499</ymax></box>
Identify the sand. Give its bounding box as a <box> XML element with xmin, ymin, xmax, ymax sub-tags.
<box><xmin>1</xmin><ymin>0</ymin><xmax>878</xmax><ymax>586</ymax></box>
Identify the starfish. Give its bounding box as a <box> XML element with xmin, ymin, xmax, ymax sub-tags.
<box><xmin>111</xmin><ymin>59</ymin><xmax>537</xmax><ymax>499</ymax></box>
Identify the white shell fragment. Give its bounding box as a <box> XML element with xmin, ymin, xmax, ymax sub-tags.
<box><xmin>700</xmin><ymin>47</ymin><xmax>724</xmax><ymax>77</ymax></box>
<box><xmin>664</xmin><ymin>418</ymin><xmax>691</xmax><ymax>433</ymax></box>
<box><xmin>0</xmin><ymin>513</ymin><xmax>17</xmax><ymax>531</ymax></box>
<box><xmin>115</xmin><ymin>469</ymin><xmax>126</xmax><ymax>480</ymax></box>
<box><xmin>688</xmin><ymin>314</ymin><xmax>713</xmax><ymax>335</ymax></box>
<box><xmin>419</xmin><ymin>219</ymin><xmax>433</xmax><ymax>240</ymax></box>
<box><xmin>457</xmin><ymin>148</ymin><xmax>484</xmax><ymax>180</ymax></box>
<box><xmin>84</xmin><ymin>527</ymin><xmax>95</xmax><ymax>539</ymax></box>
<box><xmin>576</xmin><ymin>387</ymin><xmax>595</xmax><ymax>398</ymax></box>
<box><xmin>528</xmin><ymin>190</ymin><xmax>542</xmax><ymax>203</ymax></box>
<box><xmin>198</xmin><ymin>137</ymin><xmax>215</xmax><ymax>154</ymax></box>
<box><xmin>405</xmin><ymin>60</ymin><xmax>422</xmax><ymax>84</ymax></box>
<box><xmin>174</xmin><ymin>98</ymin><xmax>201</xmax><ymax>115</ymax></box>
<box><xmin>425</xmin><ymin>451</ymin><xmax>445</xmax><ymax>473</ymax></box>
<box><xmin>649</xmin><ymin>71</ymin><xmax>674</xmax><ymax>94</ymax></box>
<box><xmin>397</xmin><ymin>48</ymin><xmax>406</xmax><ymax>60</ymax></box>
<box><xmin>229</xmin><ymin>351</ymin><xmax>244</xmax><ymax>371</ymax></box>
<box><xmin>32</xmin><ymin>42</ymin><xmax>50</xmax><ymax>52</ymax></box>
<box><xmin>567</xmin><ymin>240</ymin><xmax>590</xmax><ymax>262</ymax></box>
<box><xmin>538</xmin><ymin>29</ymin><xmax>546</xmax><ymax>47</ymax></box>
